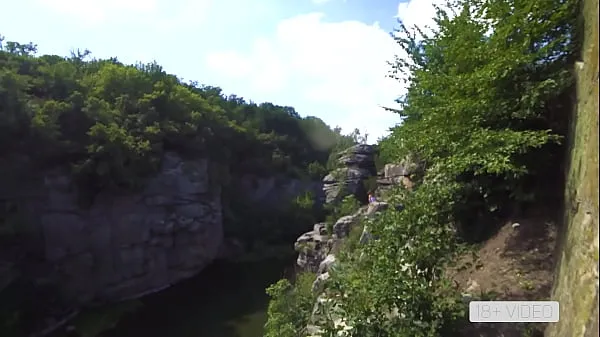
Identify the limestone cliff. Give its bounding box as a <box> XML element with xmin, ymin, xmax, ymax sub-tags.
<box><xmin>546</xmin><ymin>0</ymin><xmax>599</xmax><ymax>335</ymax></box>
<box><xmin>0</xmin><ymin>152</ymin><xmax>223</xmax><ymax>307</ymax></box>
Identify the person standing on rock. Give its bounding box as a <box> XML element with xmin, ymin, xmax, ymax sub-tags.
<box><xmin>368</xmin><ymin>193</ymin><xmax>376</xmax><ymax>203</ymax></box>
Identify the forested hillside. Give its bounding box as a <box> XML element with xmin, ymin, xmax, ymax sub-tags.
<box><xmin>0</xmin><ymin>38</ymin><xmax>354</xmax><ymax>189</ymax></box>
<box><xmin>264</xmin><ymin>0</ymin><xmax>580</xmax><ymax>335</ymax></box>
<box><xmin>0</xmin><ymin>37</ymin><xmax>360</xmax><ymax>242</ymax></box>
<box><xmin>0</xmin><ymin>37</ymin><xmax>359</xmax><ymax>336</ymax></box>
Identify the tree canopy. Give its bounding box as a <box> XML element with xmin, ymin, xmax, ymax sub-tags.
<box><xmin>0</xmin><ymin>36</ymin><xmax>352</xmax><ymax>195</ymax></box>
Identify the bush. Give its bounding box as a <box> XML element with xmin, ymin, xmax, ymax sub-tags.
<box><xmin>0</xmin><ymin>38</ymin><xmax>356</xmax><ymax>202</ymax></box>
<box><xmin>324</xmin><ymin>194</ymin><xmax>361</xmax><ymax>233</ymax></box>
<box><xmin>307</xmin><ymin>161</ymin><xmax>328</xmax><ymax>180</ymax></box>
<box><xmin>264</xmin><ymin>272</ymin><xmax>317</xmax><ymax>337</ymax></box>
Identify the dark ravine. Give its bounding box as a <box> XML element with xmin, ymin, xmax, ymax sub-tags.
<box><xmin>47</xmin><ymin>256</ymin><xmax>297</xmax><ymax>337</ymax></box>
<box><xmin>0</xmin><ymin>40</ymin><xmax>358</xmax><ymax>337</ymax></box>
<box><xmin>0</xmin><ymin>152</ymin><xmax>323</xmax><ymax>337</ymax></box>
<box><xmin>45</xmin><ymin>144</ymin><xmax>380</xmax><ymax>337</ymax></box>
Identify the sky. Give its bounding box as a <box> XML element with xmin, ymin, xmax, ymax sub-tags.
<box><xmin>1</xmin><ymin>0</ymin><xmax>443</xmax><ymax>141</ymax></box>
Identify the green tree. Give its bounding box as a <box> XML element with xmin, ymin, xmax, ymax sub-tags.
<box><xmin>264</xmin><ymin>273</ymin><xmax>316</xmax><ymax>337</ymax></box>
<box><xmin>264</xmin><ymin>0</ymin><xmax>578</xmax><ymax>334</ymax></box>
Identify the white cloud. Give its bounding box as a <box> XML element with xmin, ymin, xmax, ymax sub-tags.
<box><xmin>395</xmin><ymin>0</ymin><xmax>452</xmax><ymax>37</ymax></box>
<box><xmin>206</xmin><ymin>12</ymin><xmax>406</xmax><ymax>140</ymax></box>
<box><xmin>34</xmin><ymin>0</ymin><xmax>445</xmax><ymax>141</ymax></box>
<box><xmin>205</xmin><ymin>0</ymin><xmax>449</xmax><ymax>140</ymax></box>
<box><xmin>155</xmin><ymin>0</ymin><xmax>212</xmax><ymax>31</ymax></box>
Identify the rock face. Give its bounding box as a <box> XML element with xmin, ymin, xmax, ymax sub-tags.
<box><xmin>323</xmin><ymin>144</ymin><xmax>377</xmax><ymax>204</ymax></box>
<box><xmin>294</xmin><ymin>209</ymin><xmax>364</xmax><ymax>274</ymax></box>
<box><xmin>1</xmin><ymin>152</ymin><xmax>223</xmax><ymax>305</ymax></box>
<box><xmin>239</xmin><ymin>174</ymin><xmax>325</xmax><ymax>208</ymax></box>
<box><xmin>376</xmin><ymin>157</ymin><xmax>421</xmax><ymax>196</ymax></box>
<box><xmin>295</xmin><ymin>223</ymin><xmax>332</xmax><ymax>272</ymax></box>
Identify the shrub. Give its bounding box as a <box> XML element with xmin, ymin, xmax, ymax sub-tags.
<box><xmin>264</xmin><ymin>272</ymin><xmax>317</xmax><ymax>337</ymax></box>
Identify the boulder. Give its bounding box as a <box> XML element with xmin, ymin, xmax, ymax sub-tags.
<box><xmin>365</xmin><ymin>201</ymin><xmax>389</xmax><ymax>217</ymax></box>
<box><xmin>295</xmin><ymin>229</ymin><xmax>331</xmax><ymax>272</ymax></box>
<box><xmin>333</xmin><ymin>215</ymin><xmax>359</xmax><ymax>239</ymax></box>
<box><xmin>317</xmin><ymin>254</ymin><xmax>337</xmax><ymax>275</ymax></box>
<box><xmin>383</xmin><ymin>155</ymin><xmax>421</xmax><ymax>179</ymax></box>
<box><xmin>341</xmin><ymin>144</ymin><xmax>376</xmax><ymax>156</ymax></box>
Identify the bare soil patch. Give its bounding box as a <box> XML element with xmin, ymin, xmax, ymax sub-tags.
<box><xmin>447</xmin><ymin>207</ymin><xmax>559</xmax><ymax>337</ymax></box>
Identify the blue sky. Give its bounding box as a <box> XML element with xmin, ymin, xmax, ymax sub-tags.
<box><xmin>1</xmin><ymin>0</ymin><xmax>441</xmax><ymax>141</ymax></box>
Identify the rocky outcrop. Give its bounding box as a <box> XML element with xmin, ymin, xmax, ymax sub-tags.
<box><xmin>293</xmin><ymin>148</ymin><xmax>421</xmax><ymax>336</ymax></box>
<box><xmin>300</xmin><ymin>198</ymin><xmax>405</xmax><ymax>337</ymax></box>
<box><xmin>295</xmin><ymin>223</ymin><xmax>332</xmax><ymax>272</ymax></box>
<box><xmin>322</xmin><ymin>144</ymin><xmax>377</xmax><ymax>204</ymax></box>
<box><xmin>376</xmin><ymin>156</ymin><xmax>421</xmax><ymax>196</ymax></box>
<box><xmin>0</xmin><ymin>152</ymin><xmax>223</xmax><ymax>306</ymax></box>
<box><xmin>294</xmin><ymin>145</ymin><xmax>411</xmax><ymax>276</ymax></box>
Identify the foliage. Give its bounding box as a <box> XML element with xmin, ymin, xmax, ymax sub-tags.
<box><xmin>221</xmin><ymin>188</ymin><xmax>325</xmax><ymax>251</ymax></box>
<box><xmin>362</xmin><ymin>176</ymin><xmax>379</xmax><ymax>195</ymax></box>
<box><xmin>380</xmin><ymin>0</ymin><xmax>577</xmax><ymax>223</ymax></box>
<box><xmin>0</xmin><ymin>35</ymin><xmax>359</xmax><ymax>335</ymax></box>
<box><xmin>0</xmin><ymin>33</ymin><xmax>358</xmax><ymax>252</ymax></box>
<box><xmin>325</xmin><ymin>130</ymin><xmax>356</xmax><ymax>171</ymax></box>
<box><xmin>0</xmin><ymin>38</ymin><xmax>353</xmax><ymax>196</ymax></box>
<box><xmin>324</xmin><ymin>194</ymin><xmax>361</xmax><ymax>233</ymax></box>
<box><xmin>307</xmin><ymin>161</ymin><xmax>328</xmax><ymax>180</ymax></box>
<box><xmin>264</xmin><ymin>0</ymin><xmax>578</xmax><ymax>334</ymax></box>
<box><xmin>324</xmin><ymin>173</ymin><xmax>467</xmax><ymax>337</ymax></box>
<box><xmin>264</xmin><ymin>272</ymin><xmax>317</xmax><ymax>337</ymax></box>
<box><xmin>71</xmin><ymin>300</ymin><xmax>143</xmax><ymax>337</ymax></box>
<box><xmin>0</xmin><ymin>202</ymin><xmax>30</xmax><ymax>241</ymax></box>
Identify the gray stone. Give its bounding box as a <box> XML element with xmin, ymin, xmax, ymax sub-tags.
<box><xmin>365</xmin><ymin>201</ymin><xmax>389</xmax><ymax>217</ymax></box>
<box><xmin>322</xmin><ymin>160</ymin><xmax>374</xmax><ymax>204</ymax></box>
<box><xmin>383</xmin><ymin>156</ymin><xmax>422</xmax><ymax>179</ymax></box>
<box><xmin>339</xmin><ymin>153</ymin><xmax>373</xmax><ymax>168</ymax></box>
<box><xmin>333</xmin><ymin>215</ymin><xmax>358</xmax><ymax>239</ymax></box>
<box><xmin>295</xmin><ymin>229</ymin><xmax>330</xmax><ymax>272</ymax></box>
<box><xmin>341</xmin><ymin>144</ymin><xmax>376</xmax><ymax>156</ymax></box>
<box><xmin>41</xmin><ymin>213</ymin><xmax>88</xmax><ymax>261</ymax></box>
<box><xmin>317</xmin><ymin>254</ymin><xmax>336</xmax><ymax>275</ymax></box>
<box><xmin>313</xmin><ymin>223</ymin><xmax>328</xmax><ymax>235</ymax></box>
<box><xmin>1</xmin><ymin>152</ymin><xmax>223</xmax><ymax>305</ymax></box>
